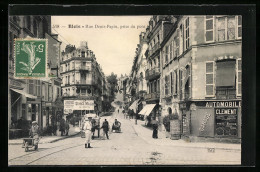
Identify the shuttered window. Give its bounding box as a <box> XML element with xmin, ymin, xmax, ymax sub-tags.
<box><xmin>173</xmin><ymin>70</ymin><xmax>178</xmax><ymax>95</ymax></box>
<box><xmin>165</xmin><ymin>76</ymin><xmax>169</xmax><ymax>96</ymax></box>
<box><xmin>185</xmin><ymin>17</ymin><xmax>190</xmax><ymax>49</ymax></box>
<box><xmin>36</xmin><ymin>80</ymin><xmax>41</xmax><ymax>96</ymax></box>
<box><xmin>170</xmin><ymin>72</ymin><xmax>173</xmax><ymax>94</ymax></box>
<box><xmin>179</xmin><ymin>70</ymin><xmax>183</xmax><ymax>100</ymax></box>
<box><xmin>237</xmin><ymin>16</ymin><xmax>242</xmax><ymax>38</ymax></box>
<box><xmin>28</xmin><ymin>80</ymin><xmax>34</xmax><ymax>95</ymax></box>
<box><xmin>205</xmin><ymin>16</ymin><xmax>214</xmax><ymax>42</ymax></box>
<box><xmin>237</xmin><ymin>59</ymin><xmax>242</xmax><ymax>96</ymax></box>
<box><xmin>206</xmin><ymin>61</ymin><xmax>215</xmax><ymax>97</ymax></box>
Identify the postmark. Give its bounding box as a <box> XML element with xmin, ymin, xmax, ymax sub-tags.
<box><xmin>14</xmin><ymin>38</ymin><xmax>48</xmax><ymax>79</ymax></box>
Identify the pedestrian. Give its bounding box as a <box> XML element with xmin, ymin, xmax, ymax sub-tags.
<box><xmin>152</xmin><ymin>122</ymin><xmax>158</xmax><ymax>139</ymax></box>
<box><xmin>101</xmin><ymin>119</ymin><xmax>109</xmax><ymax>139</ymax></box>
<box><xmin>91</xmin><ymin>118</ymin><xmax>96</xmax><ymax>139</ymax></box>
<box><xmin>118</xmin><ymin>109</ymin><xmax>119</xmax><ymax>114</ymax></box>
<box><xmin>60</xmin><ymin>119</ymin><xmax>65</xmax><ymax>136</ymax></box>
<box><xmin>29</xmin><ymin>121</ymin><xmax>40</xmax><ymax>150</ymax></box>
<box><xmin>65</xmin><ymin>121</ymin><xmax>70</xmax><ymax>136</ymax></box>
<box><xmin>83</xmin><ymin>116</ymin><xmax>93</xmax><ymax>148</ymax></box>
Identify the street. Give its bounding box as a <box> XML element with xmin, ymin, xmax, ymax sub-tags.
<box><xmin>8</xmin><ymin>110</ymin><xmax>241</xmax><ymax>165</ymax></box>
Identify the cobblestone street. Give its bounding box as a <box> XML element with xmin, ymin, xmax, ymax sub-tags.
<box><xmin>8</xmin><ymin>110</ymin><xmax>241</xmax><ymax>165</ymax></box>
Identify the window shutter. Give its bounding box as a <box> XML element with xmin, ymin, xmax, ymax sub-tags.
<box><xmin>236</xmin><ymin>59</ymin><xmax>242</xmax><ymax>97</ymax></box>
<box><xmin>205</xmin><ymin>16</ymin><xmax>214</xmax><ymax>42</ymax></box>
<box><xmin>170</xmin><ymin>72</ymin><xmax>173</xmax><ymax>94</ymax></box>
<box><xmin>205</xmin><ymin>61</ymin><xmax>215</xmax><ymax>97</ymax></box>
<box><xmin>237</xmin><ymin>15</ymin><xmax>242</xmax><ymax>38</ymax></box>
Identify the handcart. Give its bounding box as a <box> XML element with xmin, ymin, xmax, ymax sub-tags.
<box><xmin>22</xmin><ymin>138</ymin><xmax>38</xmax><ymax>152</ymax></box>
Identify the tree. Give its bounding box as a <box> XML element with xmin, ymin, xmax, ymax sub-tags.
<box><xmin>65</xmin><ymin>44</ymin><xmax>76</xmax><ymax>54</ymax></box>
<box><xmin>106</xmin><ymin>72</ymin><xmax>118</xmax><ymax>100</ymax></box>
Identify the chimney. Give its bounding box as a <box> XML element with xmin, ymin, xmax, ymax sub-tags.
<box><xmin>80</xmin><ymin>41</ymin><xmax>88</xmax><ymax>48</ymax></box>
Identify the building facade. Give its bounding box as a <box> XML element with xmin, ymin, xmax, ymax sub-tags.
<box><xmin>8</xmin><ymin>16</ymin><xmax>62</xmax><ymax>136</ymax></box>
<box><xmin>160</xmin><ymin>15</ymin><xmax>242</xmax><ymax>141</ymax></box>
<box><xmin>144</xmin><ymin>15</ymin><xmax>175</xmax><ymax>121</ymax></box>
<box><xmin>60</xmin><ymin>41</ymin><xmax>105</xmax><ymax>115</ymax></box>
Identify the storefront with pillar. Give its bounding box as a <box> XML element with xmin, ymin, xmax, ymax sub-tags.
<box><xmin>180</xmin><ymin>100</ymin><xmax>241</xmax><ymax>142</ymax></box>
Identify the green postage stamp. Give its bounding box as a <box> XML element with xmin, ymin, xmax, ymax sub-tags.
<box><xmin>14</xmin><ymin>38</ymin><xmax>48</xmax><ymax>79</ymax></box>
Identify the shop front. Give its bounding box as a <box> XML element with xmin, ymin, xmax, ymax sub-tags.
<box><xmin>184</xmin><ymin>100</ymin><xmax>241</xmax><ymax>142</ymax></box>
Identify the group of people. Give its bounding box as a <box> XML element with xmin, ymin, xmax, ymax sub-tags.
<box><xmin>83</xmin><ymin>117</ymin><xmax>121</xmax><ymax>149</ymax></box>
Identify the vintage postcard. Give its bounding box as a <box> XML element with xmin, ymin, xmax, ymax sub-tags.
<box><xmin>8</xmin><ymin>5</ymin><xmax>251</xmax><ymax>166</ymax></box>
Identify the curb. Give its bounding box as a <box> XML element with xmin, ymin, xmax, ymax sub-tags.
<box><xmin>8</xmin><ymin>132</ymin><xmax>81</xmax><ymax>145</ymax></box>
<box><xmin>132</xmin><ymin>124</ymin><xmax>241</xmax><ymax>151</ymax></box>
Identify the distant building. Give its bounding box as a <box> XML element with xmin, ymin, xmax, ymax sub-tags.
<box><xmin>60</xmin><ymin>41</ymin><xmax>105</xmax><ymax>115</ymax></box>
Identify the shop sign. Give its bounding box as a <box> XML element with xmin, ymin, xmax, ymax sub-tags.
<box><xmin>64</xmin><ymin>100</ymin><xmax>94</xmax><ymax>111</ymax></box>
<box><xmin>205</xmin><ymin>101</ymin><xmax>241</xmax><ymax>108</ymax></box>
<box><xmin>215</xmin><ymin>108</ymin><xmax>237</xmax><ymax>115</ymax></box>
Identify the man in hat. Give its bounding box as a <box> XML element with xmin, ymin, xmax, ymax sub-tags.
<box><xmin>83</xmin><ymin>116</ymin><xmax>93</xmax><ymax>148</ymax></box>
<box><xmin>29</xmin><ymin>121</ymin><xmax>40</xmax><ymax>150</ymax></box>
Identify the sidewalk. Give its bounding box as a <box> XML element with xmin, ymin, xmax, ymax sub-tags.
<box><xmin>8</xmin><ymin>124</ymin><xmax>80</xmax><ymax>145</ymax></box>
<box><xmin>131</xmin><ymin>119</ymin><xmax>241</xmax><ymax>151</ymax></box>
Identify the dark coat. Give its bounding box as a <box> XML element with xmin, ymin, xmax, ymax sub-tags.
<box><xmin>101</xmin><ymin>121</ymin><xmax>109</xmax><ymax>132</ymax></box>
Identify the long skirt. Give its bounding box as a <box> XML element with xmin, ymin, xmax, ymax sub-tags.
<box><xmin>85</xmin><ymin>130</ymin><xmax>92</xmax><ymax>144</ymax></box>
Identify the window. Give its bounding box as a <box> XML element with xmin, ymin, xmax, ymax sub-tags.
<box><xmin>36</xmin><ymin>80</ymin><xmax>41</xmax><ymax>96</ymax></box>
<box><xmin>28</xmin><ymin>80</ymin><xmax>34</xmax><ymax>95</ymax></box>
<box><xmin>49</xmin><ymin>84</ymin><xmax>52</xmax><ymax>101</ymax></box>
<box><xmin>217</xmin><ymin>17</ymin><xmax>225</xmax><ymax>41</ymax></box>
<box><xmin>165</xmin><ymin>46</ymin><xmax>169</xmax><ymax>64</ymax></box>
<box><xmin>179</xmin><ymin>25</ymin><xmax>183</xmax><ymax>54</ymax></box>
<box><xmin>237</xmin><ymin>16</ymin><xmax>242</xmax><ymax>38</ymax></box>
<box><xmin>179</xmin><ymin>70</ymin><xmax>183</xmax><ymax>99</ymax></box>
<box><xmin>81</xmin><ymin>51</ymin><xmax>85</xmax><ymax>57</ymax></box>
<box><xmin>169</xmin><ymin>42</ymin><xmax>173</xmax><ymax>60</ymax></box>
<box><xmin>26</xmin><ymin>16</ymin><xmax>31</xmax><ymax>30</ymax></box>
<box><xmin>205</xmin><ymin>16</ymin><xmax>214</xmax><ymax>42</ymax></box>
<box><xmin>216</xmin><ymin>60</ymin><xmax>236</xmax><ymax>87</ymax></box>
<box><xmin>185</xmin><ymin>17</ymin><xmax>190</xmax><ymax>49</ymax></box>
<box><xmin>174</xmin><ymin>34</ymin><xmax>180</xmax><ymax>57</ymax></box>
<box><xmin>57</xmin><ymin>87</ymin><xmax>60</xmax><ymax>97</ymax></box>
<box><xmin>205</xmin><ymin>61</ymin><xmax>215</xmax><ymax>97</ymax></box>
<box><xmin>236</xmin><ymin>59</ymin><xmax>242</xmax><ymax>96</ymax></box>
<box><xmin>227</xmin><ymin>16</ymin><xmax>236</xmax><ymax>40</ymax></box>
<box><xmin>22</xmin><ymin>104</ymin><xmax>26</xmax><ymax>119</ymax></box>
<box><xmin>174</xmin><ymin>70</ymin><xmax>178</xmax><ymax>95</ymax></box>
<box><xmin>157</xmin><ymin>34</ymin><xmax>160</xmax><ymax>43</ymax></box>
<box><xmin>33</xmin><ymin>19</ymin><xmax>37</xmax><ymax>36</ymax></box>
<box><xmin>165</xmin><ymin>75</ymin><xmax>170</xmax><ymax>96</ymax></box>
<box><xmin>157</xmin><ymin>79</ymin><xmax>160</xmax><ymax>93</ymax></box>
<box><xmin>170</xmin><ymin>72</ymin><xmax>173</xmax><ymax>94</ymax></box>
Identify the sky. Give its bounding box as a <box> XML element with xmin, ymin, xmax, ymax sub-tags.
<box><xmin>51</xmin><ymin>16</ymin><xmax>151</xmax><ymax>77</ymax></box>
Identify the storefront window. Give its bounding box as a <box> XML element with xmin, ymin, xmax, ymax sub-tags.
<box><xmin>215</xmin><ymin>108</ymin><xmax>238</xmax><ymax>136</ymax></box>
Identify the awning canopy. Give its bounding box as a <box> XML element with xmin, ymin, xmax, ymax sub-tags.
<box><xmin>138</xmin><ymin>105</ymin><xmax>148</xmax><ymax>115</ymax></box>
<box><xmin>143</xmin><ymin>104</ymin><xmax>156</xmax><ymax>116</ymax></box>
<box><xmin>129</xmin><ymin>99</ymin><xmax>140</xmax><ymax>113</ymax></box>
<box><xmin>10</xmin><ymin>88</ymin><xmax>37</xmax><ymax>99</ymax></box>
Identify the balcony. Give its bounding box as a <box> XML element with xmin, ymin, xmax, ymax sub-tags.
<box><xmin>145</xmin><ymin>67</ymin><xmax>160</xmax><ymax>80</ymax></box>
<box><xmin>145</xmin><ymin>92</ymin><xmax>160</xmax><ymax>101</ymax></box>
<box><xmin>79</xmin><ymin>66</ymin><xmax>91</xmax><ymax>71</ymax></box>
<box><xmin>75</xmin><ymin>80</ymin><xmax>92</xmax><ymax>85</ymax></box>
<box><xmin>148</xmin><ymin>42</ymin><xmax>160</xmax><ymax>57</ymax></box>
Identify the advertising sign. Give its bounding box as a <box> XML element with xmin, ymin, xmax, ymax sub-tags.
<box><xmin>64</xmin><ymin>100</ymin><xmax>95</xmax><ymax>112</ymax></box>
<box><xmin>74</xmin><ymin>100</ymin><xmax>94</xmax><ymax>110</ymax></box>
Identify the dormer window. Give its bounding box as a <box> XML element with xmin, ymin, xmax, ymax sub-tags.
<box><xmin>81</xmin><ymin>51</ymin><xmax>85</xmax><ymax>57</ymax></box>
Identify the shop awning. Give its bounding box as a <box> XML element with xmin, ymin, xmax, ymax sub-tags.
<box><xmin>144</xmin><ymin>104</ymin><xmax>156</xmax><ymax>116</ymax></box>
<box><xmin>10</xmin><ymin>88</ymin><xmax>37</xmax><ymax>99</ymax></box>
<box><xmin>138</xmin><ymin>105</ymin><xmax>148</xmax><ymax>115</ymax></box>
<box><xmin>129</xmin><ymin>99</ymin><xmax>140</xmax><ymax>113</ymax></box>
